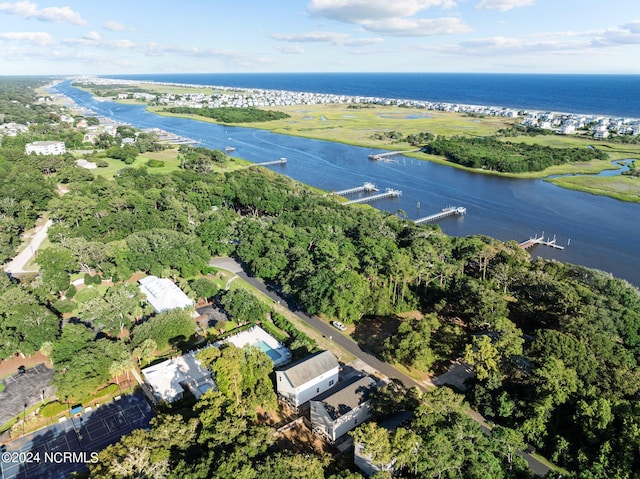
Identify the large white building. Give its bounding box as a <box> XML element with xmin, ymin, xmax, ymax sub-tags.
<box><xmin>310</xmin><ymin>375</ymin><xmax>377</xmax><ymax>442</ymax></box>
<box><xmin>25</xmin><ymin>141</ymin><xmax>66</xmax><ymax>155</ymax></box>
<box><xmin>139</xmin><ymin>275</ymin><xmax>194</xmax><ymax>313</ymax></box>
<box><xmin>276</xmin><ymin>350</ymin><xmax>340</xmax><ymax>407</ymax></box>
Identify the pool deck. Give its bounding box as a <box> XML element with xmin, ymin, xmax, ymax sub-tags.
<box><xmin>223</xmin><ymin>326</ymin><xmax>291</xmax><ymax>367</ymax></box>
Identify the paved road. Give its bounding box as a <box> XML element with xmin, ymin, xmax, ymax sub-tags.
<box><xmin>3</xmin><ymin>219</ymin><xmax>52</xmax><ymax>275</ymax></box>
<box><xmin>210</xmin><ymin>258</ymin><xmax>424</xmax><ymax>390</ymax></box>
<box><xmin>209</xmin><ymin>257</ymin><xmax>551</xmax><ymax>477</ymax></box>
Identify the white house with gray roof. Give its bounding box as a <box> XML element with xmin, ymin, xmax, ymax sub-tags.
<box><xmin>310</xmin><ymin>375</ymin><xmax>377</xmax><ymax>442</ymax></box>
<box><xmin>275</xmin><ymin>350</ymin><xmax>339</xmax><ymax>407</ymax></box>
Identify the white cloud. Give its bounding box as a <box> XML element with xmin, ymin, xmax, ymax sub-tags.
<box><xmin>271</xmin><ymin>31</ymin><xmax>383</xmax><ymax>46</ymax></box>
<box><xmin>308</xmin><ymin>0</ymin><xmax>455</xmax><ymax>23</ymax></box>
<box><xmin>103</xmin><ymin>20</ymin><xmax>126</xmax><ymax>32</ymax></box>
<box><xmin>476</xmin><ymin>0</ymin><xmax>535</xmax><ymax>12</ymax></box>
<box><xmin>272</xmin><ymin>31</ymin><xmax>350</xmax><ymax>43</ymax></box>
<box><xmin>307</xmin><ymin>0</ymin><xmax>467</xmax><ymax>37</ymax></box>
<box><xmin>428</xmin><ymin>21</ymin><xmax>640</xmax><ymax>58</ymax></box>
<box><xmin>593</xmin><ymin>21</ymin><xmax>640</xmax><ymax>46</ymax></box>
<box><xmin>82</xmin><ymin>31</ymin><xmax>101</xmax><ymax>42</ymax></box>
<box><xmin>0</xmin><ymin>1</ymin><xmax>86</xmax><ymax>25</ymax></box>
<box><xmin>276</xmin><ymin>45</ymin><xmax>305</xmax><ymax>54</ymax></box>
<box><xmin>140</xmin><ymin>43</ymin><xmax>269</xmax><ymax>67</ymax></box>
<box><xmin>361</xmin><ymin>17</ymin><xmax>471</xmax><ymax>36</ymax></box>
<box><xmin>0</xmin><ymin>31</ymin><xmax>53</xmax><ymax>45</ymax></box>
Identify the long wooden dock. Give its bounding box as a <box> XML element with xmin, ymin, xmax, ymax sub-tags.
<box><xmin>255</xmin><ymin>157</ymin><xmax>287</xmax><ymax>166</ymax></box>
<box><xmin>414</xmin><ymin>206</ymin><xmax>467</xmax><ymax>224</ymax></box>
<box><xmin>343</xmin><ymin>188</ymin><xmax>402</xmax><ymax>205</ymax></box>
<box><xmin>519</xmin><ymin>233</ymin><xmax>565</xmax><ymax>250</ymax></box>
<box><xmin>333</xmin><ymin>182</ymin><xmax>379</xmax><ymax>196</ymax></box>
<box><xmin>368</xmin><ymin>148</ymin><xmax>422</xmax><ymax>161</ymax></box>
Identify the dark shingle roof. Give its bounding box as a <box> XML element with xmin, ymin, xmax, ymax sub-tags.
<box><xmin>319</xmin><ymin>376</ymin><xmax>377</xmax><ymax>420</ymax></box>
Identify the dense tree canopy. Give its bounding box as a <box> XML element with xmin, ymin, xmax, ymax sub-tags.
<box><xmin>424</xmin><ymin>136</ymin><xmax>608</xmax><ymax>172</ymax></box>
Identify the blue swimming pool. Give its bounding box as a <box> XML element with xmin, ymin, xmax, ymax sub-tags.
<box><xmin>254</xmin><ymin>340</ymin><xmax>282</xmax><ymax>361</ymax></box>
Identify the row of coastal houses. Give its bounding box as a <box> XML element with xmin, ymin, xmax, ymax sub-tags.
<box><xmin>522</xmin><ymin>111</ymin><xmax>640</xmax><ymax>138</ymax></box>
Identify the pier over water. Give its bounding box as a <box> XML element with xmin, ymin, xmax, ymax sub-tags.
<box><xmin>368</xmin><ymin>148</ymin><xmax>422</xmax><ymax>161</ymax></box>
<box><xmin>519</xmin><ymin>233</ymin><xmax>565</xmax><ymax>250</ymax></box>
<box><xmin>343</xmin><ymin>188</ymin><xmax>402</xmax><ymax>205</ymax></box>
<box><xmin>414</xmin><ymin>206</ymin><xmax>467</xmax><ymax>224</ymax></box>
<box><xmin>255</xmin><ymin>157</ymin><xmax>287</xmax><ymax>166</ymax></box>
<box><xmin>332</xmin><ymin>182</ymin><xmax>378</xmax><ymax>196</ymax></box>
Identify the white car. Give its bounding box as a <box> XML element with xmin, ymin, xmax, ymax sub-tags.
<box><xmin>332</xmin><ymin>321</ymin><xmax>347</xmax><ymax>331</ymax></box>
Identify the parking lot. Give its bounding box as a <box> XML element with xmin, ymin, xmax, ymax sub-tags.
<box><xmin>0</xmin><ymin>393</ymin><xmax>154</xmax><ymax>479</ymax></box>
<box><xmin>0</xmin><ymin>364</ymin><xmax>55</xmax><ymax>427</ymax></box>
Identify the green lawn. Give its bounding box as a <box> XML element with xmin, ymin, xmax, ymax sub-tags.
<box><xmin>91</xmin><ymin>147</ymin><xmax>249</xmax><ymax>180</ymax></box>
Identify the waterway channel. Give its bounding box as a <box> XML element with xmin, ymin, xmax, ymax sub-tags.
<box><xmin>52</xmin><ymin>81</ymin><xmax>640</xmax><ymax>286</ymax></box>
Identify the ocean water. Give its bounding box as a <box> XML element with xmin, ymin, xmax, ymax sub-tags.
<box><xmin>103</xmin><ymin>73</ymin><xmax>640</xmax><ymax>118</ymax></box>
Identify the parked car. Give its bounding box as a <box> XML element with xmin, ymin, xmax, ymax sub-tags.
<box><xmin>332</xmin><ymin>321</ymin><xmax>347</xmax><ymax>331</ymax></box>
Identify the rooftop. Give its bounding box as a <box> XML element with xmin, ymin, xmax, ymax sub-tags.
<box><xmin>318</xmin><ymin>376</ymin><xmax>377</xmax><ymax>421</ymax></box>
<box><xmin>278</xmin><ymin>350</ymin><xmax>339</xmax><ymax>388</ymax></box>
<box><xmin>142</xmin><ymin>351</ymin><xmax>214</xmax><ymax>403</ymax></box>
<box><xmin>139</xmin><ymin>275</ymin><xmax>194</xmax><ymax>313</ymax></box>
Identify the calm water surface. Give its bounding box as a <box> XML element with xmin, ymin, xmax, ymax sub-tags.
<box><xmin>53</xmin><ymin>82</ymin><xmax>640</xmax><ymax>286</ymax></box>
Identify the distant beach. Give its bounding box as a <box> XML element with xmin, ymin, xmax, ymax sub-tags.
<box><xmin>101</xmin><ymin>72</ymin><xmax>640</xmax><ymax>119</ymax></box>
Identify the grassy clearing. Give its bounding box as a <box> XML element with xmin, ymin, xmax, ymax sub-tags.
<box><xmin>547</xmin><ymin>175</ymin><xmax>640</xmax><ymax>203</ymax></box>
<box><xmin>91</xmin><ymin>147</ymin><xmax>249</xmax><ymax>180</ymax></box>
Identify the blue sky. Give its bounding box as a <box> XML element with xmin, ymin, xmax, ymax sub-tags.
<box><xmin>1</xmin><ymin>0</ymin><xmax>639</xmax><ymax>75</ymax></box>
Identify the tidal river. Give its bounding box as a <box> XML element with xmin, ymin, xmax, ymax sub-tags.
<box><xmin>53</xmin><ymin>82</ymin><xmax>640</xmax><ymax>287</ymax></box>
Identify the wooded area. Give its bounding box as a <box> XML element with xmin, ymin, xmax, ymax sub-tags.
<box><xmin>423</xmin><ymin>136</ymin><xmax>608</xmax><ymax>172</ymax></box>
<box><xmin>163</xmin><ymin>106</ymin><xmax>290</xmax><ymax>123</ymax></box>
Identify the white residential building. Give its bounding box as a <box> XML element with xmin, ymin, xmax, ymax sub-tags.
<box><xmin>139</xmin><ymin>275</ymin><xmax>194</xmax><ymax>313</ymax></box>
<box><xmin>276</xmin><ymin>350</ymin><xmax>339</xmax><ymax>407</ymax></box>
<box><xmin>310</xmin><ymin>375</ymin><xmax>377</xmax><ymax>442</ymax></box>
<box><xmin>142</xmin><ymin>351</ymin><xmax>216</xmax><ymax>404</ymax></box>
<box><xmin>558</xmin><ymin>123</ymin><xmax>576</xmax><ymax>135</ymax></box>
<box><xmin>25</xmin><ymin>141</ymin><xmax>66</xmax><ymax>155</ymax></box>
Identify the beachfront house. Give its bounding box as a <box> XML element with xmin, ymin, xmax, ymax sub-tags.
<box><xmin>310</xmin><ymin>375</ymin><xmax>377</xmax><ymax>442</ymax></box>
<box><xmin>275</xmin><ymin>350</ymin><xmax>340</xmax><ymax>407</ymax></box>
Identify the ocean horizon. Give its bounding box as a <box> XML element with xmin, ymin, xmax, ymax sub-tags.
<box><xmin>102</xmin><ymin>72</ymin><xmax>640</xmax><ymax>119</ymax></box>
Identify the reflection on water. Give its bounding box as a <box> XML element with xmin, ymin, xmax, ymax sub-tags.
<box><xmin>52</xmin><ymin>81</ymin><xmax>640</xmax><ymax>286</ymax></box>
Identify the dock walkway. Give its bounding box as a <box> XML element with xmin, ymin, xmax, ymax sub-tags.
<box><xmin>255</xmin><ymin>158</ymin><xmax>287</xmax><ymax>166</ymax></box>
<box><xmin>333</xmin><ymin>182</ymin><xmax>378</xmax><ymax>196</ymax></box>
<box><xmin>343</xmin><ymin>188</ymin><xmax>402</xmax><ymax>205</ymax></box>
<box><xmin>414</xmin><ymin>206</ymin><xmax>467</xmax><ymax>224</ymax></box>
<box><xmin>368</xmin><ymin>148</ymin><xmax>422</xmax><ymax>161</ymax></box>
<box><xmin>519</xmin><ymin>233</ymin><xmax>565</xmax><ymax>250</ymax></box>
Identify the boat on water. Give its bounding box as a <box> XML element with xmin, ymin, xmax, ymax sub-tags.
<box><xmin>225</xmin><ymin>146</ymin><xmax>236</xmax><ymax>152</ymax></box>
